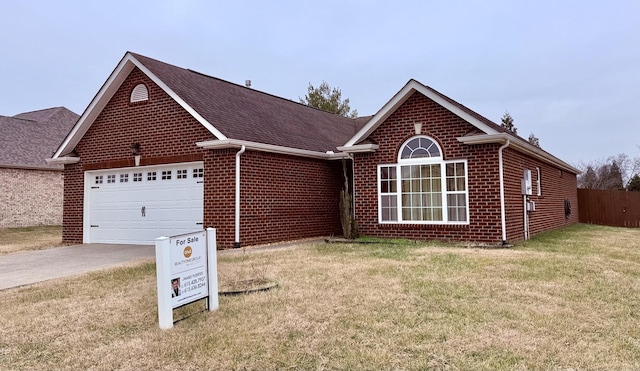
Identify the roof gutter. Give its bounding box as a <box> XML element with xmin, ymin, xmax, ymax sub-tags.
<box><xmin>336</xmin><ymin>144</ymin><xmax>379</xmax><ymax>153</ymax></box>
<box><xmin>45</xmin><ymin>156</ymin><xmax>80</xmax><ymax>165</ymax></box>
<box><xmin>457</xmin><ymin>133</ymin><xmax>580</xmax><ymax>174</ymax></box>
<box><xmin>196</xmin><ymin>139</ymin><xmax>350</xmax><ymax>160</ymax></box>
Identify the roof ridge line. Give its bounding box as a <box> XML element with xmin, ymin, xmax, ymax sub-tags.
<box><xmin>185</xmin><ymin>68</ymin><xmax>359</xmax><ymax>121</ymax></box>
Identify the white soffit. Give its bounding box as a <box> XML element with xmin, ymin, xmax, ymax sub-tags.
<box><xmin>196</xmin><ymin>139</ymin><xmax>351</xmax><ymax>160</ymax></box>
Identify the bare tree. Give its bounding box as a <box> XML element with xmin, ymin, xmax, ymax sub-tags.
<box><xmin>577</xmin><ymin>152</ymin><xmax>639</xmax><ymax>190</ymax></box>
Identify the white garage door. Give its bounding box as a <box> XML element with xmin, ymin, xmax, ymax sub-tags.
<box><xmin>86</xmin><ymin>162</ymin><xmax>204</xmax><ymax>245</ymax></box>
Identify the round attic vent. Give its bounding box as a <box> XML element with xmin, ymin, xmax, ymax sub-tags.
<box><xmin>130</xmin><ymin>83</ymin><xmax>149</xmax><ymax>103</ymax></box>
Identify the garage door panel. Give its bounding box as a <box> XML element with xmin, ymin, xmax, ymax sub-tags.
<box><xmin>87</xmin><ymin>162</ymin><xmax>204</xmax><ymax>245</ymax></box>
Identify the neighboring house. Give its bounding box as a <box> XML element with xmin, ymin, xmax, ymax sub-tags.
<box><xmin>49</xmin><ymin>52</ymin><xmax>579</xmax><ymax>248</ymax></box>
<box><xmin>1</xmin><ymin>107</ymin><xmax>79</xmax><ymax>227</ymax></box>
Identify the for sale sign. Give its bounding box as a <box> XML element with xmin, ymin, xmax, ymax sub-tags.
<box><xmin>170</xmin><ymin>231</ymin><xmax>208</xmax><ymax>308</ymax></box>
<box><xmin>155</xmin><ymin>228</ymin><xmax>218</xmax><ymax>329</ymax></box>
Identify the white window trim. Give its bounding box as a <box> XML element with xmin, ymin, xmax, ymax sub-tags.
<box><xmin>536</xmin><ymin>167</ymin><xmax>542</xmax><ymax>196</ymax></box>
<box><xmin>377</xmin><ymin>158</ymin><xmax>470</xmax><ymax>225</ymax></box>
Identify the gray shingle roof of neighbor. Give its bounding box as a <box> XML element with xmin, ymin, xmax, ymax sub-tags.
<box><xmin>0</xmin><ymin>107</ymin><xmax>79</xmax><ymax>170</ymax></box>
<box><xmin>131</xmin><ymin>53</ymin><xmax>368</xmax><ymax>153</ymax></box>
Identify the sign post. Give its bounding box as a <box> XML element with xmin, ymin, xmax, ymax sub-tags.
<box><xmin>155</xmin><ymin>228</ymin><xmax>218</xmax><ymax>330</ymax></box>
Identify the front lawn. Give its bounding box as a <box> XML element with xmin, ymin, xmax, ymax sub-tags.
<box><xmin>0</xmin><ymin>224</ymin><xmax>638</xmax><ymax>370</ymax></box>
<box><xmin>0</xmin><ymin>225</ymin><xmax>63</xmax><ymax>255</ymax></box>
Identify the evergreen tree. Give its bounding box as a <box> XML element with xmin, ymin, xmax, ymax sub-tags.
<box><xmin>627</xmin><ymin>174</ymin><xmax>640</xmax><ymax>191</ymax></box>
<box><xmin>500</xmin><ymin>111</ymin><xmax>517</xmax><ymax>134</ymax></box>
<box><xmin>300</xmin><ymin>81</ymin><xmax>358</xmax><ymax>118</ymax></box>
<box><xmin>579</xmin><ymin>166</ymin><xmax>598</xmax><ymax>189</ymax></box>
<box><xmin>608</xmin><ymin>162</ymin><xmax>624</xmax><ymax>190</ymax></box>
<box><xmin>528</xmin><ymin>132</ymin><xmax>541</xmax><ymax>148</ymax></box>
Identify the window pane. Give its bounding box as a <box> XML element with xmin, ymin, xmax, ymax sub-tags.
<box><xmin>457</xmin><ymin>177</ymin><xmax>466</xmax><ymax>191</ymax></box>
<box><xmin>432</xmin><ymin>179</ymin><xmax>441</xmax><ymax>192</ymax></box>
<box><xmin>447</xmin><ymin>178</ymin><xmax>455</xmax><ymax>191</ymax></box>
<box><xmin>412</xmin><ymin>194</ymin><xmax>421</xmax><ymax>207</ymax></box>
<box><xmin>432</xmin><ymin>193</ymin><xmax>442</xmax><ymax>207</ymax></box>
<box><xmin>422</xmin><ymin>193</ymin><xmax>431</xmax><ymax>207</ymax></box>
<box><xmin>402</xmin><ymin>194</ymin><xmax>411</xmax><ymax>207</ymax></box>
<box><xmin>401</xmin><ymin>166</ymin><xmax>410</xmax><ymax>178</ymax></box>
<box><xmin>381</xmin><ymin>195</ymin><xmax>397</xmax><ymax>221</ymax></box>
<box><xmin>411</xmin><ymin>179</ymin><xmax>420</xmax><ymax>192</ymax></box>
<box><xmin>422</xmin><ymin>178</ymin><xmax>431</xmax><ymax>192</ymax></box>
<box><xmin>446</xmin><ymin>163</ymin><xmax>455</xmax><ymax>176</ymax></box>
<box><xmin>412</xmin><ymin>207</ymin><xmax>421</xmax><ymax>220</ymax></box>
<box><xmin>401</xmin><ymin>179</ymin><xmax>410</xmax><ymax>192</ymax></box>
<box><xmin>433</xmin><ymin>208</ymin><xmax>443</xmax><ymax>220</ymax></box>
<box><xmin>447</xmin><ymin>194</ymin><xmax>467</xmax><ymax>222</ymax></box>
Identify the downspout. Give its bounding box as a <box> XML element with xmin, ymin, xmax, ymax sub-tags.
<box><xmin>498</xmin><ymin>140</ymin><xmax>510</xmax><ymax>245</ymax></box>
<box><xmin>234</xmin><ymin>145</ymin><xmax>246</xmax><ymax>248</ymax></box>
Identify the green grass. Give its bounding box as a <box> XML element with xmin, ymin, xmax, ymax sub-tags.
<box><xmin>0</xmin><ymin>224</ymin><xmax>638</xmax><ymax>370</ymax></box>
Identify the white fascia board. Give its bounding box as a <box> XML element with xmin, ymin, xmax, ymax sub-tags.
<box><xmin>336</xmin><ymin>144</ymin><xmax>379</xmax><ymax>153</ymax></box>
<box><xmin>52</xmin><ymin>56</ymin><xmax>136</xmax><ymax>159</ymax></box>
<box><xmin>52</xmin><ymin>53</ymin><xmax>227</xmax><ymax>160</ymax></box>
<box><xmin>45</xmin><ymin>157</ymin><xmax>80</xmax><ymax>165</ymax></box>
<box><xmin>344</xmin><ymin>81</ymin><xmax>416</xmax><ymax>147</ymax></box>
<box><xmin>343</xmin><ymin>80</ymin><xmax>500</xmax><ymax>147</ymax></box>
<box><xmin>127</xmin><ymin>54</ymin><xmax>227</xmax><ymax>141</ymax></box>
<box><xmin>457</xmin><ymin>133</ymin><xmax>581</xmax><ymax>174</ymax></box>
<box><xmin>196</xmin><ymin>139</ymin><xmax>350</xmax><ymax>160</ymax></box>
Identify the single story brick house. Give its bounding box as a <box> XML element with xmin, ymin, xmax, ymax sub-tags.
<box><xmin>1</xmin><ymin>107</ymin><xmax>79</xmax><ymax>227</ymax></box>
<box><xmin>49</xmin><ymin>52</ymin><xmax>579</xmax><ymax>248</ymax></box>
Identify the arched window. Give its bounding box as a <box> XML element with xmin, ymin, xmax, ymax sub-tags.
<box><xmin>399</xmin><ymin>136</ymin><xmax>441</xmax><ymax>160</ymax></box>
<box><xmin>378</xmin><ymin>135</ymin><xmax>468</xmax><ymax>224</ymax></box>
<box><xmin>130</xmin><ymin>84</ymin><xmax>149</xmax><ymax>103</ymax></box>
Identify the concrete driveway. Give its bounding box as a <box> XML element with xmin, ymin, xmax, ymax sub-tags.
<box><xmin>0</xmin><ymin>244</ymin><xmax>155</xmax><ymax>291</ymax></box>
<box><xmin>0</xmin><ymin>238</ymin><xmax>322</xmax><ymax>291</ymax></box>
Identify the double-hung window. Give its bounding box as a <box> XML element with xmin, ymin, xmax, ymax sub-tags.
<box><xmin>378</xmin><ymin>135</ymin><xmax>469</xmax><ymax>224</ymax></box>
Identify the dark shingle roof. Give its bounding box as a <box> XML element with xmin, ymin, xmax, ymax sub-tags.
<box><xmin>131</xmin><ymin>53</ymin><xmax>366</xmax><ymax>153</ymax></box>
<box><xmin>0</xmin><ymin>107</ymin><xmax>79</xmax><ymax>170</ymax></box>
<box><xmin>425</xmin><ymin>85</ymin><xmax>527</xmax><ymax>139</ymax></box>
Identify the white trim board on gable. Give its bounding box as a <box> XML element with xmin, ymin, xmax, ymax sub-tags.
<box><xmin>51</xmin><ymin>52</ymin><xmax>227</xmax><ymax>160</ymax></box>
<box><xmin>343</xmin><ymin>79</ymin><xmax>500</xmax><ymax>148</ymax></box>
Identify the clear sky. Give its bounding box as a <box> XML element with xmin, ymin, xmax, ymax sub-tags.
<box><xmin>1</xmin><ymin>0</ymin><xmax>638</xmax><ymax>167</ymax></box>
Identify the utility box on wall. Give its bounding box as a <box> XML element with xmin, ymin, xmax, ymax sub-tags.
<box><xmin>526</xmin><ymin>201</ymin><xmax>536</xmax><ymax>212</ymax></box>
<box><xmin>522</xmin><ymin>169</ymin><xmax>533</xmax><ymax>195</ymax></box>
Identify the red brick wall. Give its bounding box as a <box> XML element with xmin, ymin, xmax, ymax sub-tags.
<box><xmin>501</xmin><ymin>148</ymin><xmax>579</xmax><ymax>241</ymax></box>
<box><xmin>62</xmin><ymin>68</ymin><xmax>212</xmax><ymax>243</ymax></box>
<box><xmin>63</xmin><ymin>67</ymin><xmax>343</xmax><ymax>248</ymax></box>
<box><xmin>238</xmin><ymin>151</ymin><xmax>343</xmax><ymax>248</ymax></box>
<box><xmin>353</xmin><ymin>91</ymin><xmax>578</xmax><ymax>243</ymax></box>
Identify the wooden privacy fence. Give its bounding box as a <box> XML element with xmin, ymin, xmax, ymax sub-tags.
<box><xmin>578</xmin><ymin>189</ymin><xmax>640</xmax><ymax>228</ymax></box>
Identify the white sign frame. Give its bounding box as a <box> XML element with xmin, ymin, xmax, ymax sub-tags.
<box><xmin>155</xmin><ymin>228</ymin><xmax>218</xmax><ymax>329</ymax></box>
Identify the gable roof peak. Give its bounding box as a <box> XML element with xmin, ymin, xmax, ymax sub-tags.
<box><xmin>53</xmin><ymin>51</ymin><xmax>368</xmax><ymax>159</ymax></box>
